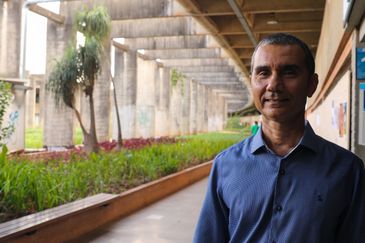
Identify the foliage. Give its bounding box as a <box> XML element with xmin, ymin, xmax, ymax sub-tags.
<box><xmin>225</xmin><ymin>116</ymin><xmax>245</xmax><ymax>130</ymax></box>
<box><xmin>1</xmin><ymin>133</ymin><xmax>241</xmax><ymax>222</ymax></box>
<box><xmin>75</xmin><ymin>6</ymin><xmax>110</xmax><ymax>42</ymax></box>
<box><xmin>170</xmin><ymin>68</ymin><xmax>185</xmax><ymax>87</ymax></box>
<box><xmin>0</xmin><ymin>81</ymin><xmax>15</xmax><ymax>145</ymax></box>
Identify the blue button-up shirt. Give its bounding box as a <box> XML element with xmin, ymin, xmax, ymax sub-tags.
<box><xmin>193</xmin><ymin>123</ymin><xmax>365</xmax><ymax>243</ymax></box>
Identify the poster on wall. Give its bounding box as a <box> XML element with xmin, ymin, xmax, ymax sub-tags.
<box><xmin>331</xmin><ymin>100</ymin><xmax>347</xmax><ymax>137</ymax></box>
<box><xmin>339</xmin><ymin>102</ymin><xmax>347</xmax><ymax>137</ymax></box>
<box><xmin>356</xmin><ymin>48</ymin><xmax>365</xmax><ymax>80</ymax></box>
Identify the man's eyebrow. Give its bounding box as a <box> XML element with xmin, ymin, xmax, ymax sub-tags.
<box><xmin>280</xmin><ymin>64</ymin><xmax>301</xmax><ymax>70</ymax></box>
<box><xmin>253</xmin><ymin>65</ymin><xmax>270</xmax><ymax>72</ymax></box>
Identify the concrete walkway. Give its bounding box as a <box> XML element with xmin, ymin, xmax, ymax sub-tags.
<box><xmin>69</xmin><ymin>178</ymin><xmax>208</xmax><ymax>243</ymax></box>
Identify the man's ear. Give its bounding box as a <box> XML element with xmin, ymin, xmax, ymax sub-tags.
<box><xmin>307</xmin><ymin>73</ymin><xmax>318</xmax><ymax>98</ymax></box>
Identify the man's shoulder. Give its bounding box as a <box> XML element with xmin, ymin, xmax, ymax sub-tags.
<box><xmin>316</xmin><ymin>135</ymin><xmax>363</xmax><ymax>167</ymax></box>
<box><xmin>214</xmin><ymin>137</ymin><xmax>252</xmax><ymax>164</ymax></box>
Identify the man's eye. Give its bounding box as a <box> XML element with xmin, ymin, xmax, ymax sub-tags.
<box><xmin>257</xmin><ymin>70</ymin><xmax>269</xmax><ymax>77</ymax></box>
<box><xmin>282</xmin><ymin>69</ymin><xmax>297</xmax><ymax>76</ymax></box>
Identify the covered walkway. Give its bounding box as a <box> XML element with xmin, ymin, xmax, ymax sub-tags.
<box><xmin>69</xmin><ymin>178</ymin><xmax>208</xmax><ymax>243</ymax></box>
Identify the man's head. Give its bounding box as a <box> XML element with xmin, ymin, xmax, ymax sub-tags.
<box><xmin>250</xmin><ymin>33</ymin><xmax>318</xmax><ymax>123</ymax></box>
<box><xmin>251</xmin><ymin>33</ymin><xmax>315</xmax><ymax>75</ymax></box>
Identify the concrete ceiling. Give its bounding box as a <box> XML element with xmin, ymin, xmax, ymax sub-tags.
<box><xmin>178</xmin><ymin>0</ymin><xmax>326</xmax><ymax>78</ymax></box>
<box><xmin>29</xmin><ymin>0</ymin><xmax>326</xmax><ymax>113</ymax></box>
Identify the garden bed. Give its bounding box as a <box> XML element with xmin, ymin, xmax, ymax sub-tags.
<box><xmin>0</xmin><ymin>133</ymin><xmax>243</xmax><ymax>223</ymax></box>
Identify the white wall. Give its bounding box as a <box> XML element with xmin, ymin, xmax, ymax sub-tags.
<box><xmin>307</xmin><ymin>70</ymin><xmax>351</xmax><ymax>149</ymax></box>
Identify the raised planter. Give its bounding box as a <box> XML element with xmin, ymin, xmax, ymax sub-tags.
<box><xmin>0</xmin><ymin>160</ymin><xmax>212</xmax><ymax>243</ymax></box>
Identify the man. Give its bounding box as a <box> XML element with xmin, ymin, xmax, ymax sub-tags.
<box><xmin>193</xmin><ymin>33</ymin><xmax>365</xmax><ymax>243</ymax></box>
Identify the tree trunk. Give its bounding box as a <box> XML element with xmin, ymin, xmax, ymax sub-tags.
<box><xmin>87</xmin><ymin>91</ymin><xmax>99</xmax><ymax>153</ymax></box>
<box><xmin>72</xmin><ymin>106</ymin><xmax>98</xmax><ymax>153</ymax></box>
<box><xmin>102</xmin><ymin>50</ymin><xmax>123</xmax><ymax>150</ymax></box>
<box><xmin>111</xmin><ymin>75</ymin><xmax>123</xmax><ymax>151</ymax></box>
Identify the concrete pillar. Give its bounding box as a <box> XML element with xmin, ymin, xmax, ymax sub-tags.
<box><xmin>207</xmin><ymin>88</ymin><xmax>216</xmax><ymax>132</ymax></box>
<box><xmin>43</xmin><ymin>11</ymin><xmax>74</xmax><ymax>148</ymax></box>
<box><xmin>169</xmin><ymin>72</ymin><xmax>183</xmax><ymax>136</ymax></box>
<box><xmin>136</xmin><ymin>56</ymin><xmax>156</xmax><ymax>138</ymax></box>
<box><xmin>111</xmin><ymin>46</ymin><xmax>124</xmax><ymax>141</ymax></box>
<box><xmin>180</xmin><ymin>77</ymin><xmax>191</xmax><ymax>134</ymax></box>
<box><xmin>94</xmin><ymin>42</ymin><xmax>111</xmax><ymax>142</ymax></box>
<box><xmin>155</xmin><ymin>66</ymin><xmax>170</xmax><ymax>137</ymax></box>
<box><xmin>196</xmin><ymin>83</ymin><xmax>206</xmax><ymax>133</ymax></box>
<box><xmin>121</xmin><ymin>49</ymin><xmax>137</xmax><ymax>138</ymax></box>
<box><xmin>189</xmin><ymin>80</ymin><xmax>198</xmax><ymax>134</ymax></box>
<box><xmin>26</xmin><ymin>78</ymin><xmax>36</xmax><ymax>128</ymax></box>
<box><xmin>203</xmin><ymin>85</ymin><xmax>210</xmax><ymax>132</ymax></box>
<box><xmin>0</xmin><ymin>0</ymin><xmax>22</xmax><ymax>78</ymax></box>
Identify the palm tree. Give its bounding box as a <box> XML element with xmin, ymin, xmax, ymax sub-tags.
<box><xmin>47</xmin><ymin>6</ymin><xmax>122</xmax><ymax>153</ymax></box>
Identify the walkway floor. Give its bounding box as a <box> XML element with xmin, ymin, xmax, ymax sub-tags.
<box><xmin>69</xmin><ymin>178</ymin><xmax>208</xmax><ymax>243</ymax></box>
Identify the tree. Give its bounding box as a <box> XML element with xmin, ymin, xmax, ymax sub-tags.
<box><xmin>47</xmin><ymin>6</ymin><xmax>118</xmax><ymax>153</ymax></box>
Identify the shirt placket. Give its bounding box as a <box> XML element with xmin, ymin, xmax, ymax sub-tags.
<box><xmin>269</xmin><ymin>157</ymin><xmax>286</xmax><ymax>243</ymax></box>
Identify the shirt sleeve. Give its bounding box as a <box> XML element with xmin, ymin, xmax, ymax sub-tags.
<box><xmin>193</xmin><ymin>158</ymin><xmax>230</xmax><ymax>243</ymax></box>
<box><xmin>335</xmin><ymin>158</ymin><xmax>365</xmax><ymax>243</ymax></box>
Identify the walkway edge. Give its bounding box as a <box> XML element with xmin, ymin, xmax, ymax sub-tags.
<box><xmin>1</xmin><ymin>160</ymin><xmax>212</xmax><ymax>243</ymax></box>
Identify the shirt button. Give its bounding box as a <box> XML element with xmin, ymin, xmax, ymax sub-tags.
<box><xmin>279</xmin><ymin>169</ymin><xmax>286</xmax><ymax>175</ymax></box>
<box><xmin>275</xmin><ymin>205</ymin><xmax>282</xmax><ymax>212</ymax></box>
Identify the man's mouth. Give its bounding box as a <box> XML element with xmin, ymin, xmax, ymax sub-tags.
<box><xmin>263</xmin><ymin>98</ymin><xmax>289</xmax><ymax>106</ymax></box>
<box><xmin>264</xmin><ymin>98</ymin><xmax>289</xmax><ymax>102</ymax></box>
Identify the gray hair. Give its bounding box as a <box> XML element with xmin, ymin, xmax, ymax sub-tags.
<box><xmin>250</xmin><ymin>33</ymin><xmax>315</xmax><ymax>75</ymax></box>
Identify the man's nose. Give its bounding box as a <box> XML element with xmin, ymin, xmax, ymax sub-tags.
<box><xmin>266</xmin><ymin>72</ymin><xmax>283</xmax><ymax>92</ymax></box>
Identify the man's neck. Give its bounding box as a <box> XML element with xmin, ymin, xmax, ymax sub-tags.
<box><xmin>261</xmin><ymin>117</ymin><xmax>306</xmax><ymax>157</ymax></box>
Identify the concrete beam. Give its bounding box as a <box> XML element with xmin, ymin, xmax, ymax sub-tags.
<box><xmin>175</xmin><ymin>66</ymin><xmax>234</xmax><ymax>73</ymax></box>
<box><xmin>143</xmin><ymin>48</ymin><xmax>221</xmax><ymax>59</ymax></box>
<box><xmin>161</xmin><ymin>58</ymin><xmax>229</xmax><ymax>67</ymax></box>
<box><xmin>29</xmin><ymin>4</ymin><xmax>65</xmax><ymax>24</ymax></box>
<box><xmin>123</xmin><ymin>35</ymin><xmax>215</xmax><ymax>50</ymax></box>
<box><xmin>111</xmin><ymin>17</ymin><xmax>209</xmax><ymax>38</ymax></box>
<box><xmin>184</xmin><ymin>72</ymin><xmax>237</xmax><ymax>79</ymax></box>
<box><xmin>193</xmin><ymin>77</ymin><xmax>239</xmax><ymax>83</ymax></box>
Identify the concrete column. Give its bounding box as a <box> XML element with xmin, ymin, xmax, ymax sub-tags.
<box><xmin>111</xmin><ymin>46</ymin><xmax>124</xmax><ymax>141</ymax></box>
<box><xmin>189</xmin><ymin>80</ymin><xmax>198</xmax><ymax>134</ymax></box>
<box><xmin>169</xmin><ymin>71</ymin><xmax>185</xmax><ymax>136</ymax></box>
<box><xmin>121</xmin><ymin>49</ymin><xmax>137</xmax><ymax>138</ymax></box>
<box><xmin>203</xmin><ymin>85</ymin><xmax>210</xmax><ymax>132</ymax></box>
<box><xmin>26</xmin><ymin>78</ymin><xmax>36</xmax><ymax>128</ymax></box>
<box><xmin>94</xmin><ymin>42</ymin><xmax>111</xmax><ymax>142</ymax></box>
<box><xmin>43</xmin><ymin>14</ymin><xmax>74</xmax><ymax>148</ymax></box>
<box><xmin>136</xmin><ymin>56</ymin><xmax>156</xmax><ymax>138</ymax></box>
<box><xmin>0</xmin><ymin>0</ymin><xmax>22</xmax><ymax>78</ymax></box>
<box><xmin>180</xmin><ymin>77</ymin><xmax>191</xmax><ymax>134</ymax></box>
<box><xmin>207</xmin><ymin>88</ymin><xmax>216</xmax><ymax>132</ymax></box>
<box><xmin>155</xmin><ymin>66</ymin><xmax>170</xmax><ymax>137</ymax></box>
<box><xmin>217</xmin><ymin>95</ymin><xmax>226</xmax><ymax>131</ymax></box>
<box><xmin>196</xmin><ymin>83</ymin><xmax>206</xmax><ymax>133</ymax></box>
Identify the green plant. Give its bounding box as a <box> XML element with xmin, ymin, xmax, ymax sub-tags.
<box><xmin>170</xmin><ymin>68</ymin><xmax>186</xmax><ymax>96</ymax></box>
<box><xmin>0</xmin><ymin>81</ymin><xmax>15</xmax><ymax>145</ymax></box>
<box><xmin>0</xmin><ymin>132</ymin><xmax>241</xmax><ymax>222</ymax></box>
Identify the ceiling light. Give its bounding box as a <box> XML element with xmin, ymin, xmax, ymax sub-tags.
<box><xmin>267</xmin><ymin>13</ymin><xmax>278</xmax><ymax>25</ymax></box>
<box><xmin>267</xmin><ymin>20</ymin><xmax>278</xmax><ymax>25</ymax></box>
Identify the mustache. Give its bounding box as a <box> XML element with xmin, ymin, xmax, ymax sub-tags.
<box><xmin>263</xmin><ymin>92</ymin><xmax>288</xmax><ymax>100</ymax></box>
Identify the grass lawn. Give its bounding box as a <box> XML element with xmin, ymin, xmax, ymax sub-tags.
<box><xmin>25</xmin><ymin>127</ymin><xmax>83</xmax><ymax>149</ymax></box>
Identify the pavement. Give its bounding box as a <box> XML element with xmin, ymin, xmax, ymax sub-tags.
<box><xmin>69</xmin><ymin>178</ymin><xmax>208</xmax><ymax>243</ymax></box>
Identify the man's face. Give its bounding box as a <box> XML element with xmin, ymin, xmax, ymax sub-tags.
<box><xmin>250</xmin><ymin>44</ymin><xmax>318</xmax><ymax>123</ymax></box>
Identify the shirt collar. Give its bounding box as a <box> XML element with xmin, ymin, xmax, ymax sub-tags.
<box><xmin>250</xmin><ymin>121</ymin><xmax>320</xmax><ymax>155</ymax></box>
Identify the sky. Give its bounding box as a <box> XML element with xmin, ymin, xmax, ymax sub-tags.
<box><xmin>25</xmin><ymin>2</ymin><xmax>59</xmax><ymax>74</ymax></box>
